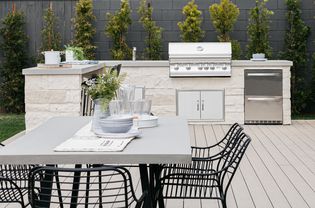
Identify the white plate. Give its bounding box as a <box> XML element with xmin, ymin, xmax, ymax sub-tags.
<box><xmin>94</xmin><ymin>127</ymin><xmax>141</xmax><ymax>138</ymax></box>
<box><xmin>134</xmin><ymin>116</ymin><xmax>158</xmax><ymax>128</ymax></box>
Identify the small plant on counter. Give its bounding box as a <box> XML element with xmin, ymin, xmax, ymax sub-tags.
<box><xmin>0</xmin><ymin>4</ymin><xmax>29</xmax><ymax>113</ymax></box>
<box><xmin>105</xmin><ymin>0</ymin><xmax>132</xmax><ymax>60</ymax></box>
<box><xmin>138</xmin><ymin>0</ymin><xmax>163</xmax><ymax>60</ymax></box>
<box><xmin>82</xmin><ymin>68</ymin><xmax>126</xmax><ymax>109</ymax></box>
<box><xmin>73</xmin><ymin>0</ymin><xmax>96</xmax><ymax>60</ymax></box>
<box><xmin>65</xmin><ymin>45</ymin><xmax>85</xmax><ymax>60</ymax></box>
<box><xmin>209</xmin><ymin>0</ymin><xmax>241</xmax><ymax>59</ymax></box>
<box><xmin>247</xmin><ymin>0</ymin><xmax>273</xmax><ymax>59</ymax></box>
<box><xmin>280</xmin><ymin>0</ymin><xmax>310</xmax><ymax>115</ymax></box>
<box><xmin>178</xmin><ymin>0</ymin><xmax>204</xmax><ymax>42</ymax></box>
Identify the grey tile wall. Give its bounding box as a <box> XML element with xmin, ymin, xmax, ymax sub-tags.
<box><xmin>0</xmin><ymin>0</ymin><xmax>314</xmax><ymax>61</ymax></box>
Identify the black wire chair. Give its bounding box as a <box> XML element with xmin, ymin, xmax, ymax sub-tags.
<box><xmin>191</xmin><ymin>123</ymin><xmax>243</xmax><ymax>159</ymax></box>
<box><xmin>156</xmin><ymin>132</ymin><xmax>251</xmax><ymax>208</ymax></box>
<box><xmin>28</xmin><ymin>165</ymin><xmax>146</xmax><ymax>208</ymax></box>
<box><xmin>0</xmin><ymin>164</ymin><xmax>36</xmax><ymax>207</ymax></box>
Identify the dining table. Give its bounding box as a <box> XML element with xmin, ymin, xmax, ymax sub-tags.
<box><xmin>0</xmin><ymin>116</ymin><xmax>192</xmax><ymax>208</ymax></box>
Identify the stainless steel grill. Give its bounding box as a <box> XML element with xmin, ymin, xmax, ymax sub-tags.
<box><xmin>169</xmin><ymin>42</ymin><xmax>232</xmax><ymax>77</ymax></box>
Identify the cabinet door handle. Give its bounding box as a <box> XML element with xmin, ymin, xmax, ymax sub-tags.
<box><xmin>197</xmin><ymin>101</ymin><xmax>200</xmax><ymax>111</ymax></box>
<box><xmin>201</xmin><ymin>100</ymin><xmax>204</xmax><ymax>111</ymax></box>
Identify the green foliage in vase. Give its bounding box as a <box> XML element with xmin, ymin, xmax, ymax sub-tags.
<box><xmin>65</xmin><ymin>45</ymin><xmax>85</xmax><ymax>60</ymax></box>
<box><xmin>280</xmin><ymin>0</ymin><xmax>310</xmax><ymax>115</ymax></box>
<box><xmin>0</xmin><ymin>8</ymin><xmax>29</xmax><ymax>113</ymax></box>
<box><xmin>82</xmin><ymin>68</ymin><xmax>126</xmax><ymax>109</ymax></box>
<box><xmin>105</xmin><ymin>0</ymin><xmax>132</xmax><ymax>60</ymax></box>
<box><xmin>138</xmin><ymin>0</ymin><xmax>163</xmax><ymax>60</ymax></box>
<box><xmin>73</xmin><ymin>0</ymin><xmax>96</xmax><ymax>60</ymax></box>
<box><xmin>247</xmin><ymin>0</ymin><xmax>273</xmax><ymax>58</ymax></box>
<box><xmin>209</xmin><ymin>0</ymin><xmax>241</xmax><ymax>59</ymax></box>
<box><xmin>178</xmin><ymin>0</ymin><xmax>204</xmax><ymax>42</ymax></box>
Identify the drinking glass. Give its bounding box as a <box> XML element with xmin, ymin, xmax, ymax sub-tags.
<box><xmin>141</xmin><ymin>100</ymin><xmax>152</xmax><ymax>118</ymax></box>
<box><xmin>109</xmin><ymin>100</ymin><xmax>123</xmax><ymax>117</ymax></box>
<box><xmin>117</xmin><ymin>85</ymin><xmax>136</xmax><ymax>102</ymax></box>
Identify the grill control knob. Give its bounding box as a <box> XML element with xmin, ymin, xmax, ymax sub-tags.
<box><xmin>210</xmin><ymin>64</ymin><xmax>215</xmax><ymax>70</ymax></box>
<box><xmin>186</xmin><ymin>64</ymin><xmax>191</xmax><ymax>70</ymax></box>
<box><xmin>204</xmin><ymin>65</ymin><xmax>209</xmax><ymax>70</ymax></box>
<box><xmin>222</xmin><ymin>64</ymin><xmax>227</xmax><ymax>70</ymax></box>
<box><xmin>198</xmin><ymin>64</ymin><xmax>203</xmax><ymax>70</ymax></box>
<box><xmin>174</xmin><ymin>64</ymin><xmax>179</xmax><ymax>70</ymax></box>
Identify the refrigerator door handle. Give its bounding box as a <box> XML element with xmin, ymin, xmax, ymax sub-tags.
<box><xmin>247</xmin><ymin>97</ymin><xmax>282</xmax><ymax>101</ymax></box>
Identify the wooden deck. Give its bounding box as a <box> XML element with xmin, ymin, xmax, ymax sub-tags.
<box><xmin>1</xmin><ymin>120</ymin><xmax>315</xmax><ymax>208</ymax></box>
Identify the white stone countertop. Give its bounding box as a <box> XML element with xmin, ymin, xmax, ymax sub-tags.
<box><xmin>22</xmin><ymin>60</ymin><xmax>293</xmax><ymax>75</ymax></box>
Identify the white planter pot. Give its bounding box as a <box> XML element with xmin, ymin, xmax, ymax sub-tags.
<box><xmin>42</xmin><ymin>51</ymin><xmax>61</xmax><ymax>65</ymax></box>
<box><xmin>65</xmin><ymin>50</ymin><xmax>75</xmax><ymax>62</ymax></box>
<box><xmin>252</xmin><ymin>53</ymin><xmax>265</xmax><ymax>59</ymax></box>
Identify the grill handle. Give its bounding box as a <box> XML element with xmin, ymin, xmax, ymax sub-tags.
<box><xmin>246</xmin><ymin>73</ymin><xmax>280</xmax><ymax>77</ymax></box>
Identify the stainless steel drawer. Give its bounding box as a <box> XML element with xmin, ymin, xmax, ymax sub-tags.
<box><xmin>245</xmin><ymin>96</ymin><xmax>283</xmax><ymax>124</ymax></box>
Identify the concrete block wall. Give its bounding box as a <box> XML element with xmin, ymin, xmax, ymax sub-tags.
<box><xmin>0</xmin><ymin>0</ymin><xmax>314</xmax><ymax>62</ymax></box>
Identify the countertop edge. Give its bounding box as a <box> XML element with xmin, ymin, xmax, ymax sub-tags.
<box><xmin>22</xmin><ymin>60</ymin><xmax>293</xmax><ymax>75</ymax></box>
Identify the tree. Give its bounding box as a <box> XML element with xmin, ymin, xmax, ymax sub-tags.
<box><xmin>105</xmin><ymin>0</ymin><xmax>132</xmax><ymax>60</ymax></box>
<box><xmin>247</xmin><ymin>0</ymin><xmax>273</xmax><ymax>58</ymax></box>
<box><xmin>41</xmin><ymin>2</ymin><xmax>61</xmax><ymax>52</ymax></box>
<box><xmin>0</xmin><ymin>5</ymin><xmax>29</xmax><ymax>113</ymax></box>
<box><xmin>178</xmin><ymin>0</ymin><xmax>204</xmax><ymax>42</ymax></box>
<box><xmin>209</xmin><ymin>0</ymin><xmax>241</xmax><ymax>59</ymax></box>
<box><xmin>73</xmin><ymin>0</ymin><xmax>96</xmax><ymax>60</ymax></box>
<box><xmin>280</xmin><ymin>0</ymin><xmax>310</xmax><ymax>115</ymax></box>
<box><xmin>138</xmin><ymin>0</ymin><xmax>162</xmax><ymax>60</ymax></box>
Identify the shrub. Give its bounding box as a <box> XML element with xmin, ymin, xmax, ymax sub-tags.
<box><xmin>280</xmin><ymin>0</ymin><xmax>310</xmax><ymax>115</ymax></box>
<box><xmin>178</xmin><ymin>0</ymin><xmax>204</xmax><ymax>42</ymax></box>
<box><xmin>138</xmin><ymin>0</ymin><xmax>163</xmax><ymax>60</ymax></box>
<box><xmin>41</xmin><ymin>3</ymin><xmax>61</xmax><ymax>52</ymax></box>
<box><xmin>105</xmin><ymin>0</ymin><xmax>132</xmax><ymax>60</ymax></box>
<box><xmin>73</xmin><ymin>0</ymin><xmax>96</xmax><ymax>60</ymax></box>
<box><xmin>0</xmin><ymin>7</ymin><xmax>29</xmax><ymax>113</ymax></box>
<box><xmin>38</xmin><ymin>2</ymin><xmax>61</xmax><ymax>62</ymax></box>
<box><xmin>247</xmin><ymin>0</ymin><xmax>273</xmax><ymax>59</ymax></box>
<box><xmin>209</xmin><ymin>0</ymin><xmax>241</xmax><ymax>59</ymax></box>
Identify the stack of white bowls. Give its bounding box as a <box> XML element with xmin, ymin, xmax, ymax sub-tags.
<box><xmin>98</xmin><ymin>116</ymin><xmax>133</xmax><ymax>133</ymax></box>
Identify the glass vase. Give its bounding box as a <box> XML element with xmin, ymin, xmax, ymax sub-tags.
<box><xmin>92</xmin><ymin>99</ymin><xmax>109</xmax><ymax>133</ymax></box>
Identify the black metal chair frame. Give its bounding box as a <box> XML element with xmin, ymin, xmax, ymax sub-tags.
<box><xmin>28</xmin><ymin>165</ymin><xmax>146</xmax><ymax>208</ymax></box>
<box><xmin>0</xmin><ymin>176</ymin><xmax>26</xmax><ymax>207</ymax></box>
<box><xmin>155</xmin><ymin>129</ymin><xmax>251</xmax><ymax>208</ymax></box>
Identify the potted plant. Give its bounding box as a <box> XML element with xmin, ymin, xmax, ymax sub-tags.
<box><xmin>82</xmin><ymin>68</ymin><xmax>125</xmax><ymax>132</ymax></box>
<box><xmin>64</xmin><ymin>45</ymin><xmax>85</xmax><ymax>62</ymax></box>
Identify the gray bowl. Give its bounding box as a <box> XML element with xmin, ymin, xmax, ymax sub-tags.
<box><xmin>98</xmin><ymin>121</ymin><xmax>133</xmax><ymax>133</ymax></box>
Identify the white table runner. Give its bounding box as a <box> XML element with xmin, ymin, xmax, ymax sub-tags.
<box><xmin>54</xmin><ymin>122</ymin><xmax>135</xmax><ymax>152</ymax></box>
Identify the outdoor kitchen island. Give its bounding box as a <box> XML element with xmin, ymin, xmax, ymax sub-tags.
<box><xmin>23</xmin><ymin>60</ymin><xmax>292</xmax><ymax>131</ymax></box>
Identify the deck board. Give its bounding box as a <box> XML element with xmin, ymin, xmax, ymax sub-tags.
<box><xmin>1</xmin><ymin>121</ymin><xmax>315</xmax><ymax>208</ymax></box>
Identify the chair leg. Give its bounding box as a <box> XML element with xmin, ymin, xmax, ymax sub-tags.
<box><xmin>221</xmin><ymin>197</ymin><xmax>227</xmax><ymax>208</ymax></box>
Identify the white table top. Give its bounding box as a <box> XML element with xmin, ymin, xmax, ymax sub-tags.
<box><xmin>0</xmin><ymin>117</ymin><xmax>192</xmax><ymax>164</ymax></box>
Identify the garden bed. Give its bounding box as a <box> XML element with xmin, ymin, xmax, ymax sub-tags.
<box><xmin>0</xmin><ymin>114</ymin><xmax>25</xmax><ymax>143</ymax></box>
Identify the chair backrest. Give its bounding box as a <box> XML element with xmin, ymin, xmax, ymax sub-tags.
<box><xmin>110</xmin><ymin>64</ymin><xmax>122</xmax><ymax>76</ymax></box>
<box><xmin>80</xmin><ymin>87</ymin><xmax>94</xmax><ymax>116</ymax></box>
<box><xmin>29</xmin><ymin>165</ymin><xmax>139</xmax><ymax>208</ymax></box>
<box><xmin>219</xmin><ymin>123</ymin><xmax>243</xmax><ymax>149</ymax></box>
<box><xmin>217</xmin><ymin>132</ymin><xmax>251</xmax><ymax>195</ymax></box>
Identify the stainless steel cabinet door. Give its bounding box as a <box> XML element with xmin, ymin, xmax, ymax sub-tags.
<box><xmin>177</xmin><ymin>91</ymin><xmax>200</xmax><ymax>119</ymax></box>
<box><xmin>201</xmin><ymin>91</ymin><xmax>224</xmax><ymax>120</ymax></box>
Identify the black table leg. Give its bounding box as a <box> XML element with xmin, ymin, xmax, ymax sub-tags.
<box><xmin>39</xmin><ymin>165</ymin><xmax>55</xmax><ymax>207</ymax></box>
<box><xmin>139</xmin><ymin>164</ymin><xmax>153</xmax><ymax>208</ymax></box>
